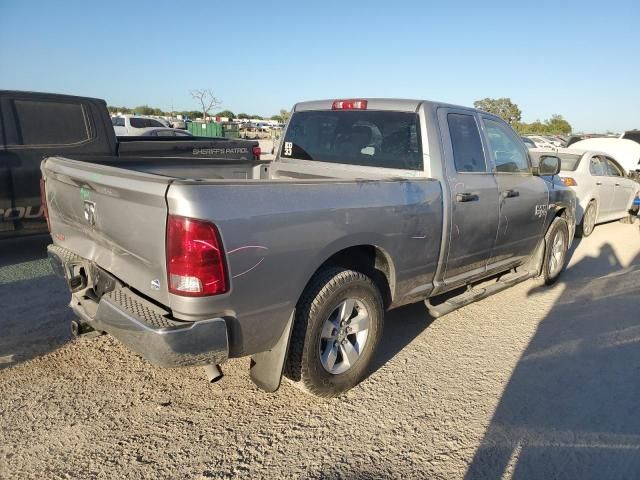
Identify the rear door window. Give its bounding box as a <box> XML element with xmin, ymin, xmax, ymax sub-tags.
<box><xmin>447</xmin><ymin>113</ymin><xmax>486</xmax><ymax>173</ymax></box>
<box><xmin>281</xmin><ymin>110</ymin><xmax>422</xmax><ymax>170</ymax></box>
<box><xmin>10</xmin><ymin>99</ymin><xmax>90</xmax><ymax>146</ymax></box>
<box><xmin>112</xmin><ymin>117</ymin><xmax>125</xmax><ymax>127</ymax></box>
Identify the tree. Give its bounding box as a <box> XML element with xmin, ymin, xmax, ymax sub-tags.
<box><xmin>545</xmin><ymin>114</ymin><xmax>572</xmax><ymax>134</ymax></box>
<box><xmin>237</xmin><ymin>113</ymin><xmax>250</xmax><ymax>119</ymax></box>
<box><xmin>215</xmin><ymin>110</ymin><xmax>235</xmax><ymax>119</ymax></box>
<box><xmin>134</xmin><ymin>105</ymin><xmax>156</xmax><ymax>116</ymax></box>
<box><xmin>279</xmin><ymin>109</ymin><xmax>291</xmax><ymax>123</ymax></box>
<box><xmin>190</xmin><ymin>89</ymin><xmax>222</xmax><ymax>121</ymax></box>
<box><xmin>271</xmin><ymin>109</ymin><xmax>291</xmax><ymax>124</ymax></box>
<box><xmin>515</xmin><ymin>115</ymin><xmax>572</xmax><ymax>135</ymax></box>
<box><xmin>473</xmin><ymin>97</ymin><xmax>522</xmax><ymax>125</ymax></box>
<box><xmin>108</xmin><ymin>105</ymin><xmax>132</xmax><ymax>114</ymax></box>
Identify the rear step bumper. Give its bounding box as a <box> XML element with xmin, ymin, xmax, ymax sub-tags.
<box><xmin>48</xmin><ymin>245</ymin><xmax>228</xmax><ymax>368</ymax></box>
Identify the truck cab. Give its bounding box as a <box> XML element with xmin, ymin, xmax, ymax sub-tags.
<box><xmin>276</xmin><ymin>99</ymin><xmax>575</xmax><ymax>293</ymax></box>
<box><xmin>0</xmin><ymin>90</ymin><xmax>116</xmax><ymax>237</ymax></box>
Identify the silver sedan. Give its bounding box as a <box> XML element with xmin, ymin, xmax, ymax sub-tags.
<box><xmin>532</xmin><ymin>148</ymin><xmax>639</xmax><ymax>236</ymax></box>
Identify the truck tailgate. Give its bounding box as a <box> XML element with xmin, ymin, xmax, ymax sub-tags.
<box><xmin>42</xmin><ymin>156</ymin><xmax>171</xmax><ymax>305</ymax></box>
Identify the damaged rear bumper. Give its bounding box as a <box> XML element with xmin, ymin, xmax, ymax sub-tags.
<box><xmin>47</xmin><ymin>244</ymin><xmax>228</xmax><ymax>368</ymax></box>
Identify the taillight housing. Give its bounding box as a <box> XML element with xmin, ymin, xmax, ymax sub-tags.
<box><xmin>252</xmin><ymin>145</ymin><xmax>261</xmax><ymax>160</ymax></box>
<box><xmin>332</xmin><ymin>99</ymin><xmax>368</xmax><ymax>110</ymax></box>
<box><xmin>560</xmin><ymin>177</ymin><xmax>578</xmax><ymax>187</ymax></box>
<box><xmin>166</xmin><ymin>215</ymin><xmax>228</xmax><ymax>296</ymax></box>
<box><xmin>39</xmin><ymin>178</ymin><xmax>51</xmax><ymax>232</ymax></box>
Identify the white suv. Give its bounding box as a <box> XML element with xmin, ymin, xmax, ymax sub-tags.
<box><xmin>112</xmin><ymin>115</ymin><xmax>168</xmax><ymax>136</ymax></box>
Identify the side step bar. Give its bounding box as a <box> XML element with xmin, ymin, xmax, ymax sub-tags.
<box><xmin>425</xmin><ymin>270</ymin><xmax>537</xmax><ymax>318</ymax></box>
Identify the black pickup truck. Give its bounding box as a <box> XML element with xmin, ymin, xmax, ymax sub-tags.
<box><xmin>0</xmin><ymin>90</ymin><xmax>262</xmax><ymax>238</ymax></box>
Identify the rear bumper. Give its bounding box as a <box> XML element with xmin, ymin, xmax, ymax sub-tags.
<box><xmin>48</xmin><ymin>245</ymin><xmax>228</xmax><ymax>368</ymax></box>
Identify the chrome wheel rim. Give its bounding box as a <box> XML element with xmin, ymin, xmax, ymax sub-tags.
<box><xmin>548</xmin><ymin>230</ymin><xmax>566</xmax><ymax>277</ymax></box>
<box><xmin>319</xmin><ymin>298</ymin><xmax>370</xmax><ymax>375</ymax></box>
<box><xmin>584</xmin><ymin>204</ymin><xmax>596</xmax><ymax>235</ymax></box>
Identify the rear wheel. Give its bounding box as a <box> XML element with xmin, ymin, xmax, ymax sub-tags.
<box><xmin>576</xmin><ymin>201</ymin><xmax>596</xmax><ymax>237</ymax></box>
<box><xmin>284</xmin><ymin>267</ymin><xmax>384</xmax><ymax>398</ymax></box>
<box><xmin>543</xmin><ymin>217</ymin><xmax>570</xmax><ymax>285</ymax></box>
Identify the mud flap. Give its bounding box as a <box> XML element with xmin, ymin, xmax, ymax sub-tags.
<box><xmin>249</xmin><ymin>311</ymin><xmax>295</xmax><ymax>393</ymax></box>
<box><xmin>523</xmin><ymin>236</ymin><xmax>546</xmax><ymax>277</ymax></box>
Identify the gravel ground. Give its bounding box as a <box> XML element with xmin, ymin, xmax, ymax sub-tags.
<box><xmin>0</xmin><ymin>222</ymin><xmax>639</xmax><ymax>479</ymax></box>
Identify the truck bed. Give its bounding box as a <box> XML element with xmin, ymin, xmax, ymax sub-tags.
<box><xmin>42</xmin><ymin>156</ymin><xmax>443</xmax><ymax>356</ymax></box>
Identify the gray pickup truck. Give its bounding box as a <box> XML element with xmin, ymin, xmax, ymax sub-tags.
<box><xmin>43</xmin><ymin>98</ymin><xmax>576</xmax><ymax>397</ymax></box>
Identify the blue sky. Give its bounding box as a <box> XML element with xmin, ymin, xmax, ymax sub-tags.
<box><xmin>1</xmin><ymin>0</ymin><xmax>638</xmax><ymax>132</ymax></box>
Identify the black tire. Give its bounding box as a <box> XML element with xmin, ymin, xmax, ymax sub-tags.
<box><xmin>619</xmin><ymin>212</ymin><xmax>637</xmax><ymax>224</ymax></box>
<box><xmin>542</xmin><ymin>217</ymin><xmax>570</xmax><ymax>285</ymax></box>
<box><xmin>284</xmin><ymin>267</ymin><xmax>384</xmax><ymax>398</ymax></box>
<box><xmin>576</xmin><ymin>200</ymin><xmax>596</xmax><ymax>237</ymax></box>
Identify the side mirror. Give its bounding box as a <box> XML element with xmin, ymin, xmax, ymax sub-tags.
<box><xmin>535</xmin><ymin>155</ymin><xmax>561</xmax><ymax>176</ymax></box>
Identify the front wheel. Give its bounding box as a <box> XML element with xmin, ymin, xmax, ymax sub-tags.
<box><xmin>284</xmin><ymin>267</ymin><xmax>384</xmax><ymax>398</ymax></box>
<box><xmin>542</xmin><ymin>217</ymin><xmax>570</xmax><ymax>285</ymax></box>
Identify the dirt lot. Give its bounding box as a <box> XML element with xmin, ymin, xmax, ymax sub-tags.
<box><xmin>1</xmin><ymin>222</ymin><xmax>639</xmax><ymax>479</ymax></box>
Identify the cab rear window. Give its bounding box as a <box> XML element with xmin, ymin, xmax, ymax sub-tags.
<box><xmin>11</xmin><ymin>99</ymin><xmax>90</xmax><ymax>146</ymax></box>
<box><xmin>281</xmin><ymin>110</ymin><xmax>422</xmax><ymax>170</ymax></box>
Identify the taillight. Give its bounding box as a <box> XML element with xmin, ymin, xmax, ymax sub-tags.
<box><xmin>166</xmin><ymin>215</ymin><xmax>228</xmax><ymax>296</ymax></box>
<box><xmin>332</xmin><ymin>99</ymin><xmax>368</xmax><ymax>110</ymax></box>
<box><xmin>252</xmin><ymin>145</ymin><xmax>261</xmax><ymax>160</ymax></box>
<box><xmin>39</xmin><ymin>178</ymin><xmax>51</xmax><ymax>232</ymax></box>
<box><xmin>560</xmin><ymin>177</ymin><xmax>578</xmax><ymax>186</ymax></box>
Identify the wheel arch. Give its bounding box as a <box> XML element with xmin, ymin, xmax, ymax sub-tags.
<box><xmin>305</xmin><ymin>244</ymin><xmax>395</xmax><ymax>310</ymax></box>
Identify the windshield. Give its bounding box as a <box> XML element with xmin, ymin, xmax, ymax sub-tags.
<box><xmin>558</xmin><ymin>153</ymin><xmax>582</xmax><ymax>171</ymax></box>
<box><xmin>280</xmin><ymin>110</ymin><xmax>423</xmax><ymax>170</ymax></box>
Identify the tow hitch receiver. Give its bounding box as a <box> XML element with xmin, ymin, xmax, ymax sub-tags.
<box><xmin>47</xmin><ymin>246</ymin><xmax>87</xmax><ymax>292</ymax></box>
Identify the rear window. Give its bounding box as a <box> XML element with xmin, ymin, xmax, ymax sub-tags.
<box><xmin>12</xmin><ymin>99</ymin><xmax>90</xmax><ymax>146</ymax></box>
<box><xmin>557</xmin><ymin>153</ymin><xmax>582</xmax><ymax>171</ymax></box>
<box><xmin>281</xmin><ymin>110</ymin><xmax>422</xmax><ymax>170</ymax></box>
<box><xmin>130</xmin><ymin>117</ymin><xmax>164</xmax><ymax>129</ymax></box>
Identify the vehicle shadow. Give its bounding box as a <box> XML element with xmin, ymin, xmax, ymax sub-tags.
<box><xmin>0</xmin><ymin>235</ymin><xmax>72</xmax><ymax>369</ymax></box>
<box><xmin>367</xmin><ymin>302</ymin><xmax>436</xmax><ymax>378</ymax></box>
<box><xmin>464</xmin><ymin>245</ymin><xmax>640</xmax><ymax>479</ymax></box>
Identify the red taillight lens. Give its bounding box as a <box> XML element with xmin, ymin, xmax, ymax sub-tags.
<box><xmin>332</xmin><ymin>99</ymin><xmax>368</xmax><ymax>110</ymax></box>
<box><xmin>39</xmin><ymin>178</ymin><xmax>51</xmax><ymax>232</ymax></box>
<box><xmin>166</xmin><ymin>215</ymin><xmax>228</xmax><ymax>296</ymax></box>
<box><xmin>252</xmin><ymin>145</ymin><xmax>261</xmax><ymax>160</ymax></box>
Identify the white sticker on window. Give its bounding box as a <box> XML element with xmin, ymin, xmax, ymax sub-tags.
<box><xmin>284</xmin><ymin>142</ymin><xmax>293</xmax><ymax>156</ymax></box>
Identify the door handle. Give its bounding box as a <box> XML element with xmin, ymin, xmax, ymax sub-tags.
<box><xmin>456</xmin><ymin>193</ymin><xmax>479</xmax><ymax>202</ymax></box>
<box><xmin>502</xmin><ymin>189</ymin><xmax>520</xmax><ymax>198</ymax></box>
<box><xmin>615</xmin><ymin>183</ymin><xmax>621</xmax><ymax>186</ymax></box>
<box><xmin>596</xmin><ymin>182</ymin><xmax>602</xmax><ymax>186</ymax></box>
